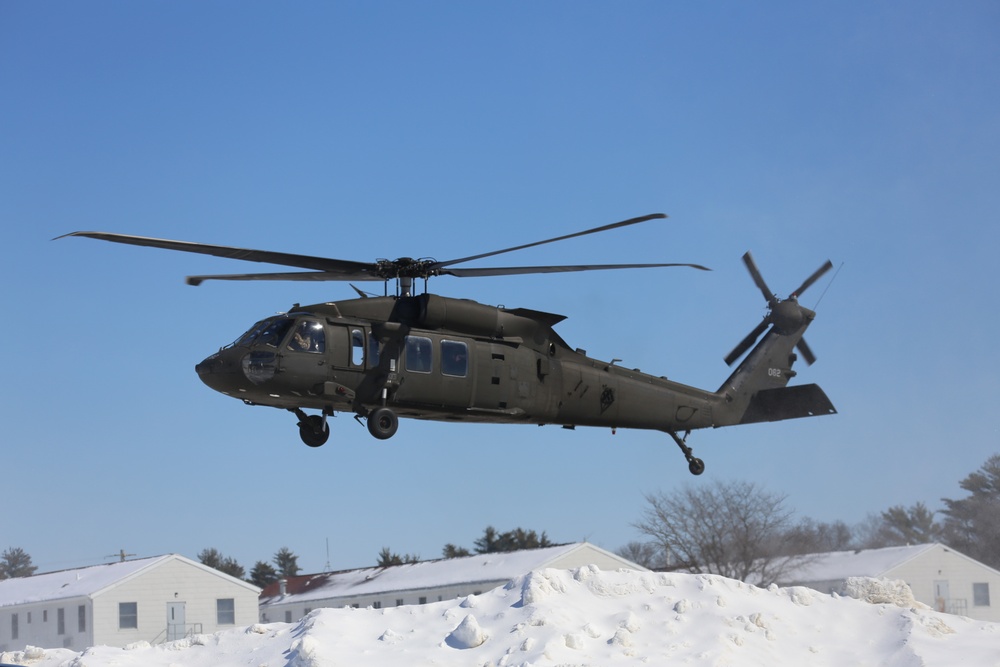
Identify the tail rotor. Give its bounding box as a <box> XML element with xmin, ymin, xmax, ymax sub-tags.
<box><xmin>724</xmin><ymin>252</ymin><xmax>833</xmax><ymax>367</ymax></box>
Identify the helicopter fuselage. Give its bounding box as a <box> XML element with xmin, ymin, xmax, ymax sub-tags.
<box><xmin>195</xmin><ymin>293</ymin><xmax>720</xmax><ymax>434</ymax></box>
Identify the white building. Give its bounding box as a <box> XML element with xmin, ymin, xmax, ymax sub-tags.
<box><xmin>776</xmin><ymin>543</ymin><xmax>1000</xmax><ymax>622</ymax></box>
<box><xmin>0</xmin><ymin>554</ymin><xmax>260</xmax><ymax>652</ymax></box>
<box><xmin>259</xmin><ymin>542</ymin><xmax>645</xmax><ymax>623</ymax></box>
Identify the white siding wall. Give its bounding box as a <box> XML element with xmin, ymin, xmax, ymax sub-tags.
<box><xmin>0</xmin><ymin>597</ymin><xmax>92</xmax><ymax>652</ymax></box>
<box><xmin>260</xmin><ymin>579</ymin><xmax>511</xmax><ymax>623</ymax></box>
<box><xmin>92</xmin><ymin>558</ymin><xmax>259</xmax><ymax>646</ymax></box>
<box><xmin>886</xmin><ymin>546</ymin><xmax>1000</xmax><ymax>622</ymax></box>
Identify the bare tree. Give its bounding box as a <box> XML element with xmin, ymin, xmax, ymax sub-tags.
<box><xmin>633</xmin><ymin>480</ymin><xmax>803</xmax><ymax>584</ymax></box>
<box><xmin>615</xmin><ymin>541</ymin><xmax>667</xmax><ymax>570</ymax></box>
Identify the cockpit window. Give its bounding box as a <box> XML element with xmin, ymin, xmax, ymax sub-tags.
<box><xmin>288</xmin><ymin>320</ymin><xmax>326</xmax><ymax>353</ymax></box>
<box><xmin>234</xmin><ymin>319</ymin><xmax>269</xmax><ymax>347</ymax></box>
<box><xmin>258</xmin><ymin>318</ymin><xmax>295</xmax><ymax>348</ymax></box>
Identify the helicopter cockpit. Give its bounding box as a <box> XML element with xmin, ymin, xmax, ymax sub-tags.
<box><xmin>231</xmin><ymin>316</ymin><xmax>326</xmax><ymax>353</ymax></box>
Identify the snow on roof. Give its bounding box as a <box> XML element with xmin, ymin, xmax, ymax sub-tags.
<box><xmin>260</xmin><ymin>542</ymin><xmax>623</xmax><ymax>606</ymax></box>
<box><xmin>780</xmin><ymin>543</ymin><xmax>940</xmax><ymax>584</ymax></box>
<box><xmin>0</xmin><ymin>555</ymin><xmax>174</xmax><ymax>608</ymax></box>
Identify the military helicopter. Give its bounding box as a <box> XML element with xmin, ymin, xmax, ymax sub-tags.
<box><xmin>58</xmin><ymin>213</ymin><xmax>835</xmax><ymax>475</ymax></box>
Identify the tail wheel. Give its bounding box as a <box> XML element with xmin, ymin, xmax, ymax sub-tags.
<box><xmin>367</xmin><ymin>407</ymin><xmax>398</xmax><ymax>440</ymax></box>
<box><xmin>298</xmin><ymin>415</ymin><xmax>330</xmax><ymax>448</ymax></box>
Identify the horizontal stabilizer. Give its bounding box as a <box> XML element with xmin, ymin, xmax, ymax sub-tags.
<box><xmin>739</xmin><ymin>384</ymin><xmax>836</xmax><ymax>425</ymax></box>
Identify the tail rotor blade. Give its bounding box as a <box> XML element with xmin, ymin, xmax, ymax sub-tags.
<box><xmin>790</xmin><ymin>259</ymin><xmax>833</xmax><ymax>298</ymax></box>
<box><xmin>796</xmin><ymin>338</ymin><xmax>817</xmax><ymax>365</ymax></box>
<box><xmin>724</xmin><ymin>319</ymin><xmax>770</xmax><ymax>366</ymax></box>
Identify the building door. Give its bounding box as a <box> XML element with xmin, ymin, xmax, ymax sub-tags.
<box><xmin>166</xmin><ymin>602</ymin><xmax>186</xmax><ymax>641</ymax></box>
<box><xmin>933</xmin><ymin>580</ymin><xmax>950</xmax><ymax>613</ymax></box>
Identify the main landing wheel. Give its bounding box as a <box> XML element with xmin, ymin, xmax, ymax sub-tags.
<box><xmin>688</xmin><ymin>457</ymin><xmax>706</xmax><ymax>476</ymax></box>
<box><xmin>367</xmin><ymin>407</ymin><xmax>398</xmax><ymax>440</ymax></box>
<box><xmin>298</xmin><ymin>415</ymin><xmax>330</xmax><ymax>448</ymax></box>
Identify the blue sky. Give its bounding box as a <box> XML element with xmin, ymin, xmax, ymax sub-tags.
<box><xmin>2</xmin><ymin>1</ymin><xmax>998</xmax><ymax>575</ymax></box>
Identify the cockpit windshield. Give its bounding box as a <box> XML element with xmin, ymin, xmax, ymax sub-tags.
<box><xmin>232</xmin><ymin>316</ymin><xmax>295</xmax><ymax>348</ymax></box>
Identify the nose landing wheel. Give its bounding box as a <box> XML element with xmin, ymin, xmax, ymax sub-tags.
<box><xmin>293</xmin><ymin>409</ymin><xmax>330</xmax><ymax>448</ymax></box>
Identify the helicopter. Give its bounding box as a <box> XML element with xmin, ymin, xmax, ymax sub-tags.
<box><xmin>58</xmin><ymin>213</ymin><xmax>835</xmax><ymax>475</ymax></box>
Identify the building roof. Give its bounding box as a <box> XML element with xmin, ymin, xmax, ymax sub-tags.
<box><xmin>779</xmin><ymin>543</ymin><xmax>943</xmax><ymax>584</ymax></box>
<box><xmin>0</xmin><ymin>554</ymin><xmax>259</xmax><ymax>608</ymax></box>
<box><xmin>260</xmin><ymin>542</ymin><xmax>637</xmax><ymax>606</ymax></box>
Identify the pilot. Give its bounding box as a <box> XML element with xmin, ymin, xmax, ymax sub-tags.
<box><xmin>290</xmin><ymin>324</ymin><xmax>315</xmax><ymax>352</ymax></box>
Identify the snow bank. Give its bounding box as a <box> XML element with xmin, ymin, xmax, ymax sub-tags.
<box><xmin>841</xmin><ymin>576</ymin><xmax>927</xmax><ymax>608</ymax></box>
<box><xmin>3</xmin><ymin>567</ymin><xmax>997</xmax><ymax>667</ymax></box>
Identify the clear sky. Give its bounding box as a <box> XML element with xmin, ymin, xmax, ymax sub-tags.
<box><xmin>2</xmin><ymin>1</ymin><xmax>998</xmax><ymax>576</ymax></box>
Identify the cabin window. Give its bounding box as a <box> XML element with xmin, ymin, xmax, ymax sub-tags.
<box><xmin>351</xmin><ymin>329</ymin><xmax>365</xmax><ymax>366</ymax></box>
<box><xmin>78</xmin><ymin>605</ymin><xmax>86</xmax><ymax>632</ymax></box>
<box><xmin>441</xmin><ymin>340</ymin><xmax>468</xmax><ymax>377</ymax></box>
<box><xmin>974</xmin><ymin>583</ymin><xmax>990</xmax><ymax>606</ymax></box>
<box><xmin>404</xmin><ymin>336</ymin><xmax>432</xmax><ymax>373</ymax></box>
<box><xmin>118</xmin><ymin>602</ymin><xmax>138</xmax><ymax>629</ymax></box>
<box><xmin>287</xmin><ymin>320</ymin><xmax>326</xmax><ymax>353</ymax></box>
<box><xmin>217</xmin><ymin>598</ymin><xmax>235</xmax><ymax>625</ymax></box>
<box><xmin>369</xmin><ymin>333</ymin><xmax>381</xmax><ymax>366</ymax></box>
<box><xmin>57</xmin><ymin>608</ymin><xmax>65</xmax><ymax>634</ymax></box>
<box><xmin>284</xmin><ymin>611</ymin><xmax>292</xmax><ymax>623</ymax></box>
<box><xmin>11</xmin><ymin>613</ymin><xmax>18</xmax><ymax>640</ymax></box>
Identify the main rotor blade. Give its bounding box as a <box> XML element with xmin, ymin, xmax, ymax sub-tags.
<box><xmin>741</xmin><ymin>251</ymin><xmax>776</xmax><ymax>305</ymax></box>
<box><xmin>724</xmin><ymin>319</ymin><xmax>770</xmax><ymax>366</ymax></box>
<box><xmin>790</xmin><ymin>259</ymin><xmax>834</xmax><ymax>298</ymax></box>
<box><xmin>434</xmin><ymin>213</ymin><xmax>667</xmax><ymax>270</ymax></box>
<box><xmin>796</xmin><ymin>338</ymin><xmax>817</xmax><ymax>365</ymax></box>
<box><xmin>185</xmin><ymin>271</ymin><xmax>386</xmax><ymax>286</ymax></box>
<box><xmin>56</xmin><ymin>231</ymin><xmax>376</xmax><ymax>275</ymax></box>
<box><xmin>442</xmin><ymin>261</ymin><xmax>710</xmax><ymax>278</ymax></box>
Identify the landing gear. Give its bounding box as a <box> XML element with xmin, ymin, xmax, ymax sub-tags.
<box><xmin>367</xmin><ymin>407</ymin><xmax>398</xmax><ymax>440</ymax></box>
<box><xmin>667</xmin><ymin>430</ymin><xmax>705</xmax><ymax>476</ymax></box>
<box><xmin>293</xmin><ymin>409</ymin><xmax>330</xmax><ymax>448</ymax></box>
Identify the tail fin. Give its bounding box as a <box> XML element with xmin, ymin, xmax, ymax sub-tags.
<box><xmin>713</xmin><ymin>252</ymin><xmax>837</xmax><ymax>427</ymax></box>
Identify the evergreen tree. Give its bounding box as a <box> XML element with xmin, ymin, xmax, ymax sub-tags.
<box><xmin>273</xmin><ymin>547</ymin><xmax>301</xmax><ymax>577</ymax></box>
<box><xmin>473</xmin><ymin>526</ymin><xmax>552</xmax><ymax>554</ymax></box>
<box><xmin>376</xmin><ymin>547</ymin><xmax>419</xmax><ymax>567</ymax></box>
<box><xmin>942</xmin><ymin>454</ymin><xmax>1000</xmax><ymax>569</ymax></box>
<box><xmin>0</xmin><ymin>547</ymin><xmax>37</xmax><ymax>579</ymax></box>
<box><xmin>249</xmin><ymin>560</ymin><xmax>279</xmax><ymax>588</ymax></box>
<box><xmin>197</xmin><ymin>547</ymin><xmax>245</xmax><ymax>579</ymax></box>
<box><xmin>442</xmin><ymin>543</ymin><xmax>471</xmax><ymax>559</ymax></box>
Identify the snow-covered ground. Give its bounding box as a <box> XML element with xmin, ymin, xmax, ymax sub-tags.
<box><xmin>3</xmin><ymin>567</ymin><xmax>997</xmax><ymax>666</ymax></box>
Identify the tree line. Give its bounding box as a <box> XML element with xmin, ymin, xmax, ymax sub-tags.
<box><xmin>4</xmin><ymin>455</ymin><xmax>995</xmax><ymax>588</ymax></box>
<box><xmin>620</xmin><ymin>453</ymin><xmax>1000</xmax><ymax>583</ymax></box>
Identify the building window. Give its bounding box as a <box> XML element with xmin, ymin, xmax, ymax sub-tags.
<box><xmin>119</xmin><ymin>602</ymin><xmax>138</xmax><ymax>629</ymax></box>
<box><xmin>372</xmin><ymin>601</ymin><xmax>382</xmax><ymax>609</ymax></box>
<box><xmin>217</xmin><ymin>598</ymin><xmax>235</xmax><ymax>625</ymax></box>
<box><xmin>395</xmin><ymin>599</ymin><xmax>404</xmax><ymax>606</ymax></box>
<box><xmin>974</xmin><ymin>583</ymin><xmax>991</xmax><ymax>606</ymax></box>
<box><xmin>57</xmin><ymin>608</ymin><xmax>65</xmax><ymax>635</ymax></box>
<box><xmin>304</xmin><ymin>608</ymin><xmax>312</xmax><ymax>615</ymax></box>
<box><xmin>43</xmin><ymin>610</ymin><xmax>48</xmax><ymax>623</ymax></box>
<box><xmin>27</xmin><ymin>611</ymin><xmax>32</xmax><ymax>624</ymax></box>
<box><xmin>78</xmin><ymin>605</ymin><xmax>86</xmax><ymax>632</ymax></box>
<box><xmin>418</xmin><ymin>596</ymin><xmax>427</xmax><ymax>605</ymax></box>
<box><xmin>11</xmin><ymin>613</ymin><xmax>18</xmax><ymax>640</ymax></box>
<box><xmin>284</xmin><ymin>611</ymin><xmax>292</xmax><ymax>623</ymax></box>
